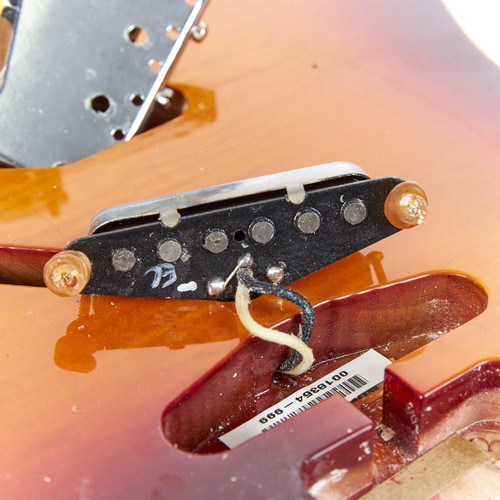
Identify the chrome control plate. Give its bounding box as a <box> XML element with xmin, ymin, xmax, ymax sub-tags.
<box><xmin>0</xmin><ymin>0</ymin><xmax>209</xmax><ymax>167</ymax></box>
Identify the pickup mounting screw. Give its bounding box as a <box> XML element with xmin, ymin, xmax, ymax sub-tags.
<box><xmin>112</xmin><ymin>249</ymin><xmax>136</xmax><ymax>272</ymax></box>
<box><xmin>204</xmin><ymin>230</ymin><xmax>228</xmax><ymax>254</ymax></box>
<box><xmin>249</xmin><ymin>218</ymin><xmax>275</xmax><ymax>244</ymax></box>
<box><xmin>295</xmin><ymin>209</ymin><xmax>321</xmax><ymax>234</ymax></box>
<box><xmin>159</xmin><ymin>239</ymin><xmax>182</xmax><ymax>262</ymax></box>
<box><xmin>342</xmin><ymin>199</ymin><xmax>367</xmax><ymax>225</ymax></box>
<box><xmin>384</xmin><ymin>181</ymin><xmax>428</xmax><ymax>229</ymax></box>
<box><xmin>43</xmin><ymin>250</ymin><xmax>92</xmax><ymax>297</ymax></box>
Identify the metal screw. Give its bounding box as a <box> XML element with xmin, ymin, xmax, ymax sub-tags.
<box><xmin>43</xmin><ymin>250</ymin><xmax>92</xmax><ymax>297</ymax></box>
<box><xmin>156</xmin><ymin>87</ymin><xmax>175</xmax><ymax>108</ymax></box>
<box><xmin>158</xmin><ymin>240</ymin><xmax>182</xmax><ymax>263</ymax></box>
<box><xmin>342</xmin><ymin>199</ymin><xmax>367</xmax><ymax>225</ymax></box>
<box><xmin>207</xmin><ymin>278</ymin><xmax>225</xmax><ymax>296</ymax></box>
<box><xmin>295</xmin><ymin>209</ymin><xmax>321</xmax><ymax>234</ymax></box>
<box><xmin>249</xmin><ymin>218</ymin><xmax>275</xmax><ymax>244</ymax></box>
<box><xmin>204</xmin><ymin>230</ymin><xmax>229</xmax><ymax>254</ymax></box>
<box><xmin>191</xmin><ymin>22</ymin><xmax>208</xmax><ymax>42</ymax></box>
<box><xmin>384</xmin><ymin>181</ymin><xmax>428</xmax><ymax>229</ymax></box>
<box><xmin>267</xmin><ymin>264</ymin><xmax>286</xmax><ymax>284</ymax></box>
<box><xmin>112</xmin><ymin>249</ymin><xmax>136</xmax><ymax>272</ymax></box>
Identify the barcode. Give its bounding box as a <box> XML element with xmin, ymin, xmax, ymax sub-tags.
<box><xmin>263</xmin><ymin>374</ymin><xmax>368</xmax><ymax>432</ymax></box>
<box><xmin>219</xmin><ymin>349</ymin><xmax>391</xmax><ymax>449</ymax></box>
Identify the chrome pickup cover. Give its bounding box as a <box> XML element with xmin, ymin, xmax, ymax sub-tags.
<box><xmin>89</xmin><ymin>162</ymin><xmax>369</xmax><ymax>234</ymax></box>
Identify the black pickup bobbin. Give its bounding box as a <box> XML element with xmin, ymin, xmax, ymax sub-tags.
<box><xmin>44</xmin><ymin>162</ymin><xmax>428</xmax><ymax>301</ymax></box>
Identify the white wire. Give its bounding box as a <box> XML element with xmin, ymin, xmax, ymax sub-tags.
<box><xmin>235</xmin><ymin>280</ymin><xmax>314</xmax><ymax>376</ymax></box>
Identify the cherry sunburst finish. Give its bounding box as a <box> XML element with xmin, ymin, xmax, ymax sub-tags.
<box><xmin>1</xmin><ymin>1</ymin><xmax>500</xmax><ymax>498</ymax></box>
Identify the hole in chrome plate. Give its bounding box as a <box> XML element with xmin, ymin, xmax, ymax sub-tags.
<box><xmin>90</xmin><ymin>94</ymin><xmax>110</xmax><ymax>114</ymax></box>
<box><xmin>111</xmin><ymin>128</ymin><xmax>126</xmax><ymax>141</ymax></box>
<box><xmin>148</xmin><ymin>58</ymin><xmax>163</xmax><ymax>74</ymax></box>
<box><xmin>126</xmin><ymin>25</ymin><xmax>149</xmax><ymax>46</ymax></box>
<box><xmin>166</xmin><ymin>25</ymin><xmax>180</xmax><ymax>40</ymax></box>
<box><xmin>161</xmin><ymin>271</ymin><xmax>488</xmax><ymax>454</ymax></box>
<box><xmin>130</xmin><ymin>93</ymin><xmax>145</xmax><ymax>106</ymax></box>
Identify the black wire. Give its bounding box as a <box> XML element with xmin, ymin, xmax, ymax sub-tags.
<box><xmin>237</xmin><ymin>268</ymin><xmax>315</xmax><ymax>372</ymax></box>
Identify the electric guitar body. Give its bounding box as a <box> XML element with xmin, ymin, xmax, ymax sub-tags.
<box><xmin>1</xmin><ymin>1</ymin><xmax>499</xmax><ymax>498</ymax></box>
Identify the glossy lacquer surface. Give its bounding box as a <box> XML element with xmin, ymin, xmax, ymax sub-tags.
<box><xmin>1</xmin><ymin>1</ymin><xmax>500</xmax><ymax>498</ymax></box>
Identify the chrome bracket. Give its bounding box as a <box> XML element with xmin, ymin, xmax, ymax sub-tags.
<box><xmin>0</xmin><ymin>0</ymin><xmax>209</xmax><ymax>167</ymax></box>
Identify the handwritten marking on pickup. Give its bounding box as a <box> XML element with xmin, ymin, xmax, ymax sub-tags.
<box><xmin>145</xmin><ymin>263</ymin><xmax>177</xmax><ymax>289</ymax></box>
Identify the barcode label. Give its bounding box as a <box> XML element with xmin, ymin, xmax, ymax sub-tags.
<box><xmin>219</xmin><ymin>349</ymin><xmax>390</xmax><ymax>449</ymax></box>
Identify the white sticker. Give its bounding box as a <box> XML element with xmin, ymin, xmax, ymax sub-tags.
<box><xmin>219</xmin><ymin>349</ymin><xmax>391</xmax><ymax>449</ymax></box>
